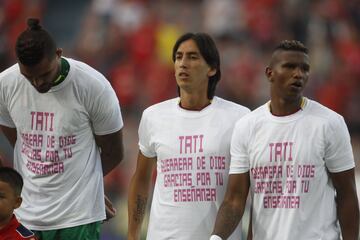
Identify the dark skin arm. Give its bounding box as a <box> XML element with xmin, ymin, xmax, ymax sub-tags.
<box><xmin>330</xmin><ymin>168</ymin><xmax>359</xmax><ymax>240</ymax></box>
<box><xmin>94</xmin><ymin>129</ymin><xmax>124</xmax><ymax>220</ymax></box>
<box><xmin>247</xmin><ymin>207</ymin><xmax>253</xmax><ymax>240</ymax></box>
<box><xmin>128</xmin><ymin>151</ymin><xmax>156</xmax><ymax>240</ymax></box>
<box><xmin>212</xmin><ymin>172</ymin><xmax>250</xmax><ymax>239</ymax></box>
<box><xmin>94</xmin><ymin>129</ymin><xmax>124</xmax><ymax>176</ymax></box>
<box><xmin>0</xmin><ymin>125</ymin><xmax>17</xmax><ymax>148</ymax></box>
<box><xmin>0</xmin><ymin>126</ymin><xmax>17</xmax><ymax>167</ymax></box>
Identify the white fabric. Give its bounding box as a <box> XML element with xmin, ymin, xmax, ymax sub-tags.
<box><xmin>230</xmin><ymin>98</ymin><xmax>355</xmax><ymax>240</ymax></box>
<box><xmin>0</xmin><ymin>58</ymin><xmax>123</xmax><ymax>230</ymax></box>
<box><xmin>209</xmin><ymin>235</ymin><xmax>223</xmax><ymax>240</ymax></box>
<box><xmin>139</xmin><ymin>97</ymin><xmax>250</xmax><ymax>240</ymax></box>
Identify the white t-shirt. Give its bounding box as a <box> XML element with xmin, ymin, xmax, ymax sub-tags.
<box><xmin>0</xmin><ymin>58</ymin><xmax>123</xmax><ymax>230</ymax></box>
<box><xmin>139</xmin><ymin>97</ymin><xmax>250</xmax><ymax>240</ymax></box>
<box><xmin>230</xmin><ymin>98</ymin><xmax>355</xmax><ymax>240</ymax></box>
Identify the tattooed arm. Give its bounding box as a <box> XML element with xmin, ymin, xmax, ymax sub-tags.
<box><xmin>212</xmin><ymin>172</ymin><xmax>250</xmax><ymax>239</ymax></box>
<box><xmin>128</xmin><ymin>151</ymin><xmax>156</xmax><ymax>240</ymax></box>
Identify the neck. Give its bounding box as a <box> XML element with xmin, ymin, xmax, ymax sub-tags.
<box><xmin>179</xmin><ymin>92</ymin><xmax>211</xmax><ymax>111</ymax></box>
<box><xmin>0</xmin><ymin>214</ymin><xmax>13</xmax><ymax>230</ymax></box>
<box><xmin>269</xmin><ymin>97</ymin><xmax>304</xmax><ymax>116</ymax></box>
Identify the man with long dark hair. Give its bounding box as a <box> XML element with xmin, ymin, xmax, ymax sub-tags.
<box><xmin>128</xmin><ymin>32</ymin><xmax>250</xmax><ymax>240</ymax></box>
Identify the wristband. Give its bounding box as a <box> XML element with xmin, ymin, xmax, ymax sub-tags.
<box><xmin>210</xmin><ymin>235</ymin><xmax>223</xmax><ymax>240</ymax></box>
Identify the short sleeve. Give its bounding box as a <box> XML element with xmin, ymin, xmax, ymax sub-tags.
<box><xmin>138</xmin><ymin>109</ymin><xmax>156</xmax><ymax>158</ymax></box>
<box><xmin>0</xmin><ymin>85</ymin><xmax>15</xmax><ymax>128</ymax></box>
<box><xmin>229</xmin><ymin>118</ymin><xmax>251</xmax><ymax>174</ymax></box>
<box><xmin>90</xmin><ymin>83</ymin><xmax>123</xmax><ymax>135</ymax></box>
<box><xmin>324</xmin><ymin>116</ymin><xmax>355</xmax><ymax>173</ymax></box>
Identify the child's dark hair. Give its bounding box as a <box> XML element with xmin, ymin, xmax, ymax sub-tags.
<box><xmin>0</xmin><ymin>167</ymin><xmax>23</xmax><ymax>196</ymax></box>
<box><xmin>274</xmin><ymin>40</ymin><xmax>308</xmax><ymax>54</ymax></box>
<box><xmin>15</xmin><ymin>18</ymin><xmax>57</xmax><ymax>66</ymax></box>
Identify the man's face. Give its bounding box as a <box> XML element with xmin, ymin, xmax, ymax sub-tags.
<box><xmin>266</xmin><ymin>50</ymin><xmax>310</xmax><ymax>101</ymax></box>
<box><xmin>174</xmin><ymin>39</ymin><xmax>215</xmax><ymax>96</ymax></box>
<box><xmin>0</xmin><ymin>181</ymin><xmax>21</xmax><ymax>226</ymax></box>
<box><xmin>19</xmin><ymin>54</ymin><xmax>60</xmax><ymax>93</ymax></box>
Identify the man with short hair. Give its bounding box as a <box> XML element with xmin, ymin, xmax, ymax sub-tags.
<box><xmin>211</xmin><ymin>40</ymin><xmax>359</xmax><ymax>240</ymax></box>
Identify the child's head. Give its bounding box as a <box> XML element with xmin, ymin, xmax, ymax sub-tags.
<box><xmin>0</xmin><ymin>167</ymin><xmax>23</xmax><ymax>225</ymax></box>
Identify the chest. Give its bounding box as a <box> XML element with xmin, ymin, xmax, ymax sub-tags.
<box><xmin>248</xmin><ymin>120</ymin><xmax>326</xmax><ymax>167</ymax></box>
<box><xmin>7</xmin><ymin>85</ymin><xmax>88</xmax><ymax>135</ymax></box>
<box><xmin>151</xmin><ymin>114</ymin><xmax>236</xmax><ymax>159</ymax></box>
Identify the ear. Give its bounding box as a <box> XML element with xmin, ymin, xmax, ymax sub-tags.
<box><xmin>265</xmin><ymin>66</ymin><xmax>273</xmax><ymax>82</ymax></box>
<box><xmin>14</xmin><ymin>196</ymin><xmax>22</xmax><ymax>209</ymax></box>
<box><xmin>207</xmin><ymin>68</ymin><xmax>216</xmax><ymax>77</ymax></box>
<box><xmin>56</xmin><ymin>48</ymin><xmax>63</xmax><ymax>58</ymax></box>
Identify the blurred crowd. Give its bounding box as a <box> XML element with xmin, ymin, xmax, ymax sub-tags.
<box><xmin>1</xmin><ymin>0</ymin><xmax>360</xmax><ymax>239</ymax></box>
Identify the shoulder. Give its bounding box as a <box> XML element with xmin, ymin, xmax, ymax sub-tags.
<box><xmin>233</xmin><ymin>103</ymin><xmax>266</xmax><ymax>130</ymax></box>
<box><xmin>306</xmin><ymin>99</ymin><xmax>345</xmax><ymax>126</ymax></box>
<box><xmin>214</xmin><ymin>97</ymin><xmax>251</xmax><ymax>115</ymax></box>
<box><xmin>143</xmin><ymin>98</ymin><xmax>178</xmax><ymax>116</ymax></box>
<box><xmin>65</xmin><ymin>58</ymin><xmax>116</xmax><ymax>104</ymax></box>
<box><xmin>66</xmin><ymin>58</ymin><xmax>112</xmax><ymax>91</ymax></box>
<box><xmin>240</xmin><ymin>103</ymin><xmax>266</xmax><ymax>122</ymax></box>
<box><xmin>0</xmin><ymin>64</ymin><xmax>20</xmax><ymax>79</ymax></box>
<box><xmin>16</xmin><ymin>224</ymin><xmax>37</xmax><ymax>239</ymax></box>
<box><xmin>0</xmin><ymin>64</ymin><xmax>22</xmax><ymax>87</ymax></box>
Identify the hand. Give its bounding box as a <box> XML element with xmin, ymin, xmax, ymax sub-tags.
<box><xmin>104</xmin><ymin>195</ymin><xmax>117</xmax><ymax>221</ymax></box>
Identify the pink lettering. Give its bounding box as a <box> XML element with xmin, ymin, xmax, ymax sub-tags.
<box><xmin>160</xmin><ymin>157</ymin><xmax>193</xmax><ymax>172</ymax></box>
<box><xmin>36</xmin><ymin>112</ymin><xmax>44</xmax><ymax>131</ymax></box>
<box><xmin>179</xmin><ymin>136</ymin><xmax>184</xmax><ymax>154</ymax></box>
<box><xmin>199</xmin><ymin>134</ymin><xmax>204</xmax><ymax>153</ymax></box>
<box><xmin>196</xmin><ymin>172</ymin><xmax>211</xmax><ymax>186</ymax></box>
<box><xmin>30</xmin><ymin>111</ymin><xmax>55</xmax><ymax>131</ymax></box>
<box><xmin>215</xmin><ymin>172</ymin><xmax>224</xmax><ymax>186</ymax></box>
<box><xmin>269</xmin><ymin>141</ymin><xmax>294</xmax><ymax>162</ymax></box>
<box><xmin>21</xmin><ymin>133</ymin><xmax>43</xmax><ymax>147</ymax></box>
<box><xmin>59</xmin><ymin>135</ymin><xmax>76</xmax><ymax>147</ymax></box>
<box><xmin>210</xmin><ymin>156</ymin><xmax>226</xmax><ymax>169</ymax></box>
<box><xmin>301</xmin><ymin>180</ymin><xmax>310</xmax><ymax>193</ymax></box>
<box><xmin>163</xmin><ymin>173</ymin><xmax>192</xmax><ymax>187</ymax></box>
<box><xmin>173</xmin><ymin>188</ymin><xmax>216</xmax><ymax>202</ymax></box>
<box><xmin>45</xmin><ymin>150</ymin><xmax>60</xmax><ymax>162</ymax></box>
<box><xmin>285</xmin><ymin>180</ymin><xmax>297</xmax><ymax>193</ymax></box>
<box><xmin>178</xmin><ymin>135</ymin><xmax>204</xmax><ymax>154</ymax></box>
<box><xmin>288</xmin><ymin>142</ymin><xmax>293</xmax><ymax>161</ymax></box>
<box><xmin>269</xmin><ymin>143</ymin><xmax>274</xmax><ymax>162</ymax></box>
<box><xmin>263</xmin><ymin>195</ymin><xmax>300</xmax><ymax>209</ymax></box>
<box><xmin>251</xmin><ymin>165</ymin><xmax>283</xmax><ymax>179</ymax></box>
<box><xmin>185</xmin><ymin>136</ymin><xmax>192</xmax><ymax>153</ymax></box>
<box><xmin>297</xmin><ymin>165</ymin><xmax>315</xmax><ymax>178</ymax></box>
<box><xmin>26</xmin><ymin>160</ymin><xmax>64</xmax><ymax>175</ymax></box>
<box><xmin>196</xmin><ymin>156</ymin><xmax>205</xmax><ymax>170</ymax></box>
<box><xmin>30</xmin><ymin>112</ymin><xmax>36</xmax><ymax>130</ymax></box>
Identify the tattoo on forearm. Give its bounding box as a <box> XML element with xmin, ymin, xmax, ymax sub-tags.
<box><xmin>215</xmin><ymin>204</ymin><xmax>242</xmax><ymax>236</ymax></box>
<box><xmin>133</xmin><ymin>194</ymin><xmax>147</xmax><ymax>223</ymax></box>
